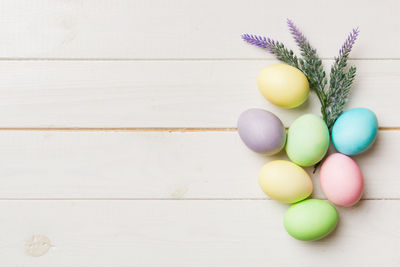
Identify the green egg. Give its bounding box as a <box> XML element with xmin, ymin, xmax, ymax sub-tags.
<box><xmin>286</xmin><ymin>114</ymin><xmax>329</xmax><ymax>166</ymax></box>
<box><xmin>284</xmin><ymin>199</ymin><xmax>338</xmax><ymax>241</ymax></box>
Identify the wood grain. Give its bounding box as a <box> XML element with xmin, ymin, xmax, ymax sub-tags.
<box><xmin>0</xmin><ymin>200</ymin><xmax>398</xmax><ymax>266</ymax></box>
<box><xmin>0</xmin><ymin>1</ymin><xmax>398</xmax><ymax>266</ymax></box>
<box><xmin>0</xmin><ymin>60</ymin><xmax>397</xmax><ymax>127</ymax></box>
<box><xmin>0</xmin><ymin>130</ymin><xmax>395</xmax><ymax>199</ymax></box>
<box><xmin>0</xmin><ymin>0</ymin><xmax>398</xmax><ymax>59</ymax></box>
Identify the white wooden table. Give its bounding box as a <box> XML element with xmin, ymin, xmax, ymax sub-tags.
<box><xmin>0</xmin><ymin>0</ymin><xmax>399</xmax><ymax>266</ymax></box>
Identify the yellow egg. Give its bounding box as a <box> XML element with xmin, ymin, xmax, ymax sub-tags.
<box><xmin>257</xmin><ymin>64</ymin><xmax>309</xmax><ymax>108</ymax></box>
<box><xmin>258</xmin><ymin>160</ymin><xmax>313</xmax><ymax>203</ymax></box>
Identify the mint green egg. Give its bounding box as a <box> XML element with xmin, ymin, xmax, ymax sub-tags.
<box><xmin>284</xmin><ymin>199</ymin><xmax>338</xmax><ymax>241</ymax></box>
<box><xmin>286</xmin><ymin>114</ymin><xmax>329</xmax><ymax>166</ymax></box>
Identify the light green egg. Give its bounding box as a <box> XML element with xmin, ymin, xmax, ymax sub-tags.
<box><xmin>284</xmin><ymin>199</ymin><xmax>338</xmax><ymax>241</ymax></box>
<box><xmin>286</xmin><ymin>114</ymin><xmax>329</xmax><ymax>166</ymax></box>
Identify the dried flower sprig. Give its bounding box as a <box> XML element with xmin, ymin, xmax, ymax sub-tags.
<box><xmin>242</xmin><ymin>20</ymin><xmax>359</xmax><ymax>131</ymax></box>
<box><xmin>286</xmin><ymin>19</ymin><xmax>328</xmax><ymax>124</ymax></box>
<box><xmin>326</xmin><ymin>28</ymin><xmax>359</xmax><ymax>129</ymax></box>
<box><xmin>241</xmin><ymin>34</ymin><xmax>299</xmax><ymax>68</ymax></box>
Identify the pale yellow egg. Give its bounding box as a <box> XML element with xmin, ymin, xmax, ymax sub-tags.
<box><xmin>257</xmin><ymin>64</ymin><xmax>309</xmax><ymax>108</ymax></box>
<box><xmin>258</xmin><ymin>160</ymin><xmax>313</xmax><ymax>203</ymax></box>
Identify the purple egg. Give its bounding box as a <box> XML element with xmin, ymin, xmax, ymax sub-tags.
<box><xmin>237</xmin><ymin>109</ymin><xmax>286</xmax><ymax>155</ymax></box>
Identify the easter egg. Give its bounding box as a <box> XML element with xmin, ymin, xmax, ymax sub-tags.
<box><xmin>332</xmin><ymin>108</ymin><xmax>378</xmax><ymax>155</ymax></box>
<box><xmin>320</xmin><ymin>153</ymin><xmax>364</xmax><ymax>207</ymax></box>
<box><xmin>237</xmin><ymin>109</ymin><xmax>286</xmax><ymax>155</ymax></box>
<box><xmin>286</xmin><ymin>114</ymin><xmax>329</xmax><ymax>166</ymax></box>
<box><xmin>284</xmin><ymin>199</ymin><xmax>338</xmax><ymax>241</ymax></box>
<box><xmin>258</xmin><ymin>160</ymin><xmax>312</xmax><ymax>203</ymax></box>
<box><xmin>257</xmin><ymin>64</ymin><xmax>309</xmax><ymax>109</ymax></box>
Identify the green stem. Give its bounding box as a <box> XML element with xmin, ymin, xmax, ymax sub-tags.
<box><xmin>309</xmin><ymin>82</ymin><xmax>328</xmax><ymax>123</ymax></box>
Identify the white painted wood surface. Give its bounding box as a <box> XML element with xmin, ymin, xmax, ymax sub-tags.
<box><xmin>0</xmin><ymin>60</ymin><xmax>398</xmax><ymax>127</ymax></box>
<box><xmin>0</xmin><ymin>200</ymin><xmax>398</xmax><ymax>267</ymax></box>
<box><xmin>0</xmin><ymin>130</ymin><xmax>396</xmax><ymax>199</ymax></box>
<box><xmin>0</xmin><ymin>0</ymin><xmax>398</xmax><ymax>265</ymax></box>
<box><xmin>0</xmin><ymin>0</ymin><xmax>399</xmax><ymax>59</ymax></box>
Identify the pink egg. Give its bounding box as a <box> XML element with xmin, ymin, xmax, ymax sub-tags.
<box><xmin>320</xmin><ymin>153</ymin><xmax>364</xmax><ymax>207</ymax></box>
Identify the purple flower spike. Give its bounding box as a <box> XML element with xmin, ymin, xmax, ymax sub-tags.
<box><xmin>287</xmin><ymin>19</ymin><xmax>317</xmax><ymax>53</ymax></box>
<box><xmin>287</xmin><ymin>19</ymin><xmax>307</xmax><ymax>47</ymax></box>
<box><xmin>338</xmin><ymin>28</ymin><xmax>360</xmax><ymax>58</ymax></box>
<box><xmin>241</xmin><ymin>34</ymin><xmax>276</xmax><ymax>54</ymax></box>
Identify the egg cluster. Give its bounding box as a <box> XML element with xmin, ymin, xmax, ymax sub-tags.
<box><xmin>238</xmin><ymin>64</ymin><xmax>378</xmax><ymax>241</ymax></box>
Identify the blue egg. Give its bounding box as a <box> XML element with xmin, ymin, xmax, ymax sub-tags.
<box><xmin>332</xmin><ymin>108</ymin><xmax>378</xmax><ymax>155</ymax></box>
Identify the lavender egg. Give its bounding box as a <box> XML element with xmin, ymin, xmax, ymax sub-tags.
<box><xmin>237</xmin><ymin>109</ymin><xmax>286</xmax><ymax>155</ymax></box>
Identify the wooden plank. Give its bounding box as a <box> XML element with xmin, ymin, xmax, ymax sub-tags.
<box><xmin>0</xmin><ymin>130</ymin><xmax>396</xmax><ymax>199</ymax></box>
<box><xmin>0</xmin><ymin>0</ymin><xmax>398</xmax><ymax>59</ymax></box>
<box><xmin>0</xmin><ymin>200</ymin><xmax>398</xmax><ymax>266</ymax></box>
<box><xmin>0</xmin><ymin>60</ymin><xmax>397</xmax><ymax>127</ymax></box>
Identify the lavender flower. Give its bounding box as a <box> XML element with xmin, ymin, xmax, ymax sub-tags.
<box><xmin>286</xmin><ymin>19</ymin><xmax>328</xmax><ymax>120</ymax></box>
<box><xmin>287</xmin><ymin>19</ymin><xmax>317</xmax><ymax>54</ymax></box>
<box><xmin>326</xmin><ymin>28</ymin><xmax>359</xmax><ymax>129</ymax></box>
<box><xmin>241</xmin><ymin>34</ymin><xmax>276</xmax><ymax>54</ymax></box>
<box><xmin>336</xmin><ymin>28</ymin><xmax>360</xmax><ymax>61</ymax></box>
<box><xmin>287</xmin><ymin>19</ymin><xmax>307</xmax><ymax>47</ymax></box>
<box><xmin>241</xmin><ymin>20</ymin><xmax>359</xmax><ymax>132</ymax></box>
<box><xmin>241</xmin><ymin>33</ymin><xmax>300</xmax><ymax>68</ymax></box>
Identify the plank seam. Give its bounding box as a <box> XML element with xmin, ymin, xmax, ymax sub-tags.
<box><xmin>0</xmin><ymin>127</ymin><xmax>396</xmax><ymax>132</ymax></box>
<box><xmin>0</xmin><ymin>58</ymin><xmax>400</xmax><ymax>62</ymax></box>
<box><xmin>0</xmin><ymin>198</ymin><xmax>395</xmax><ymax>201</ymax></box>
